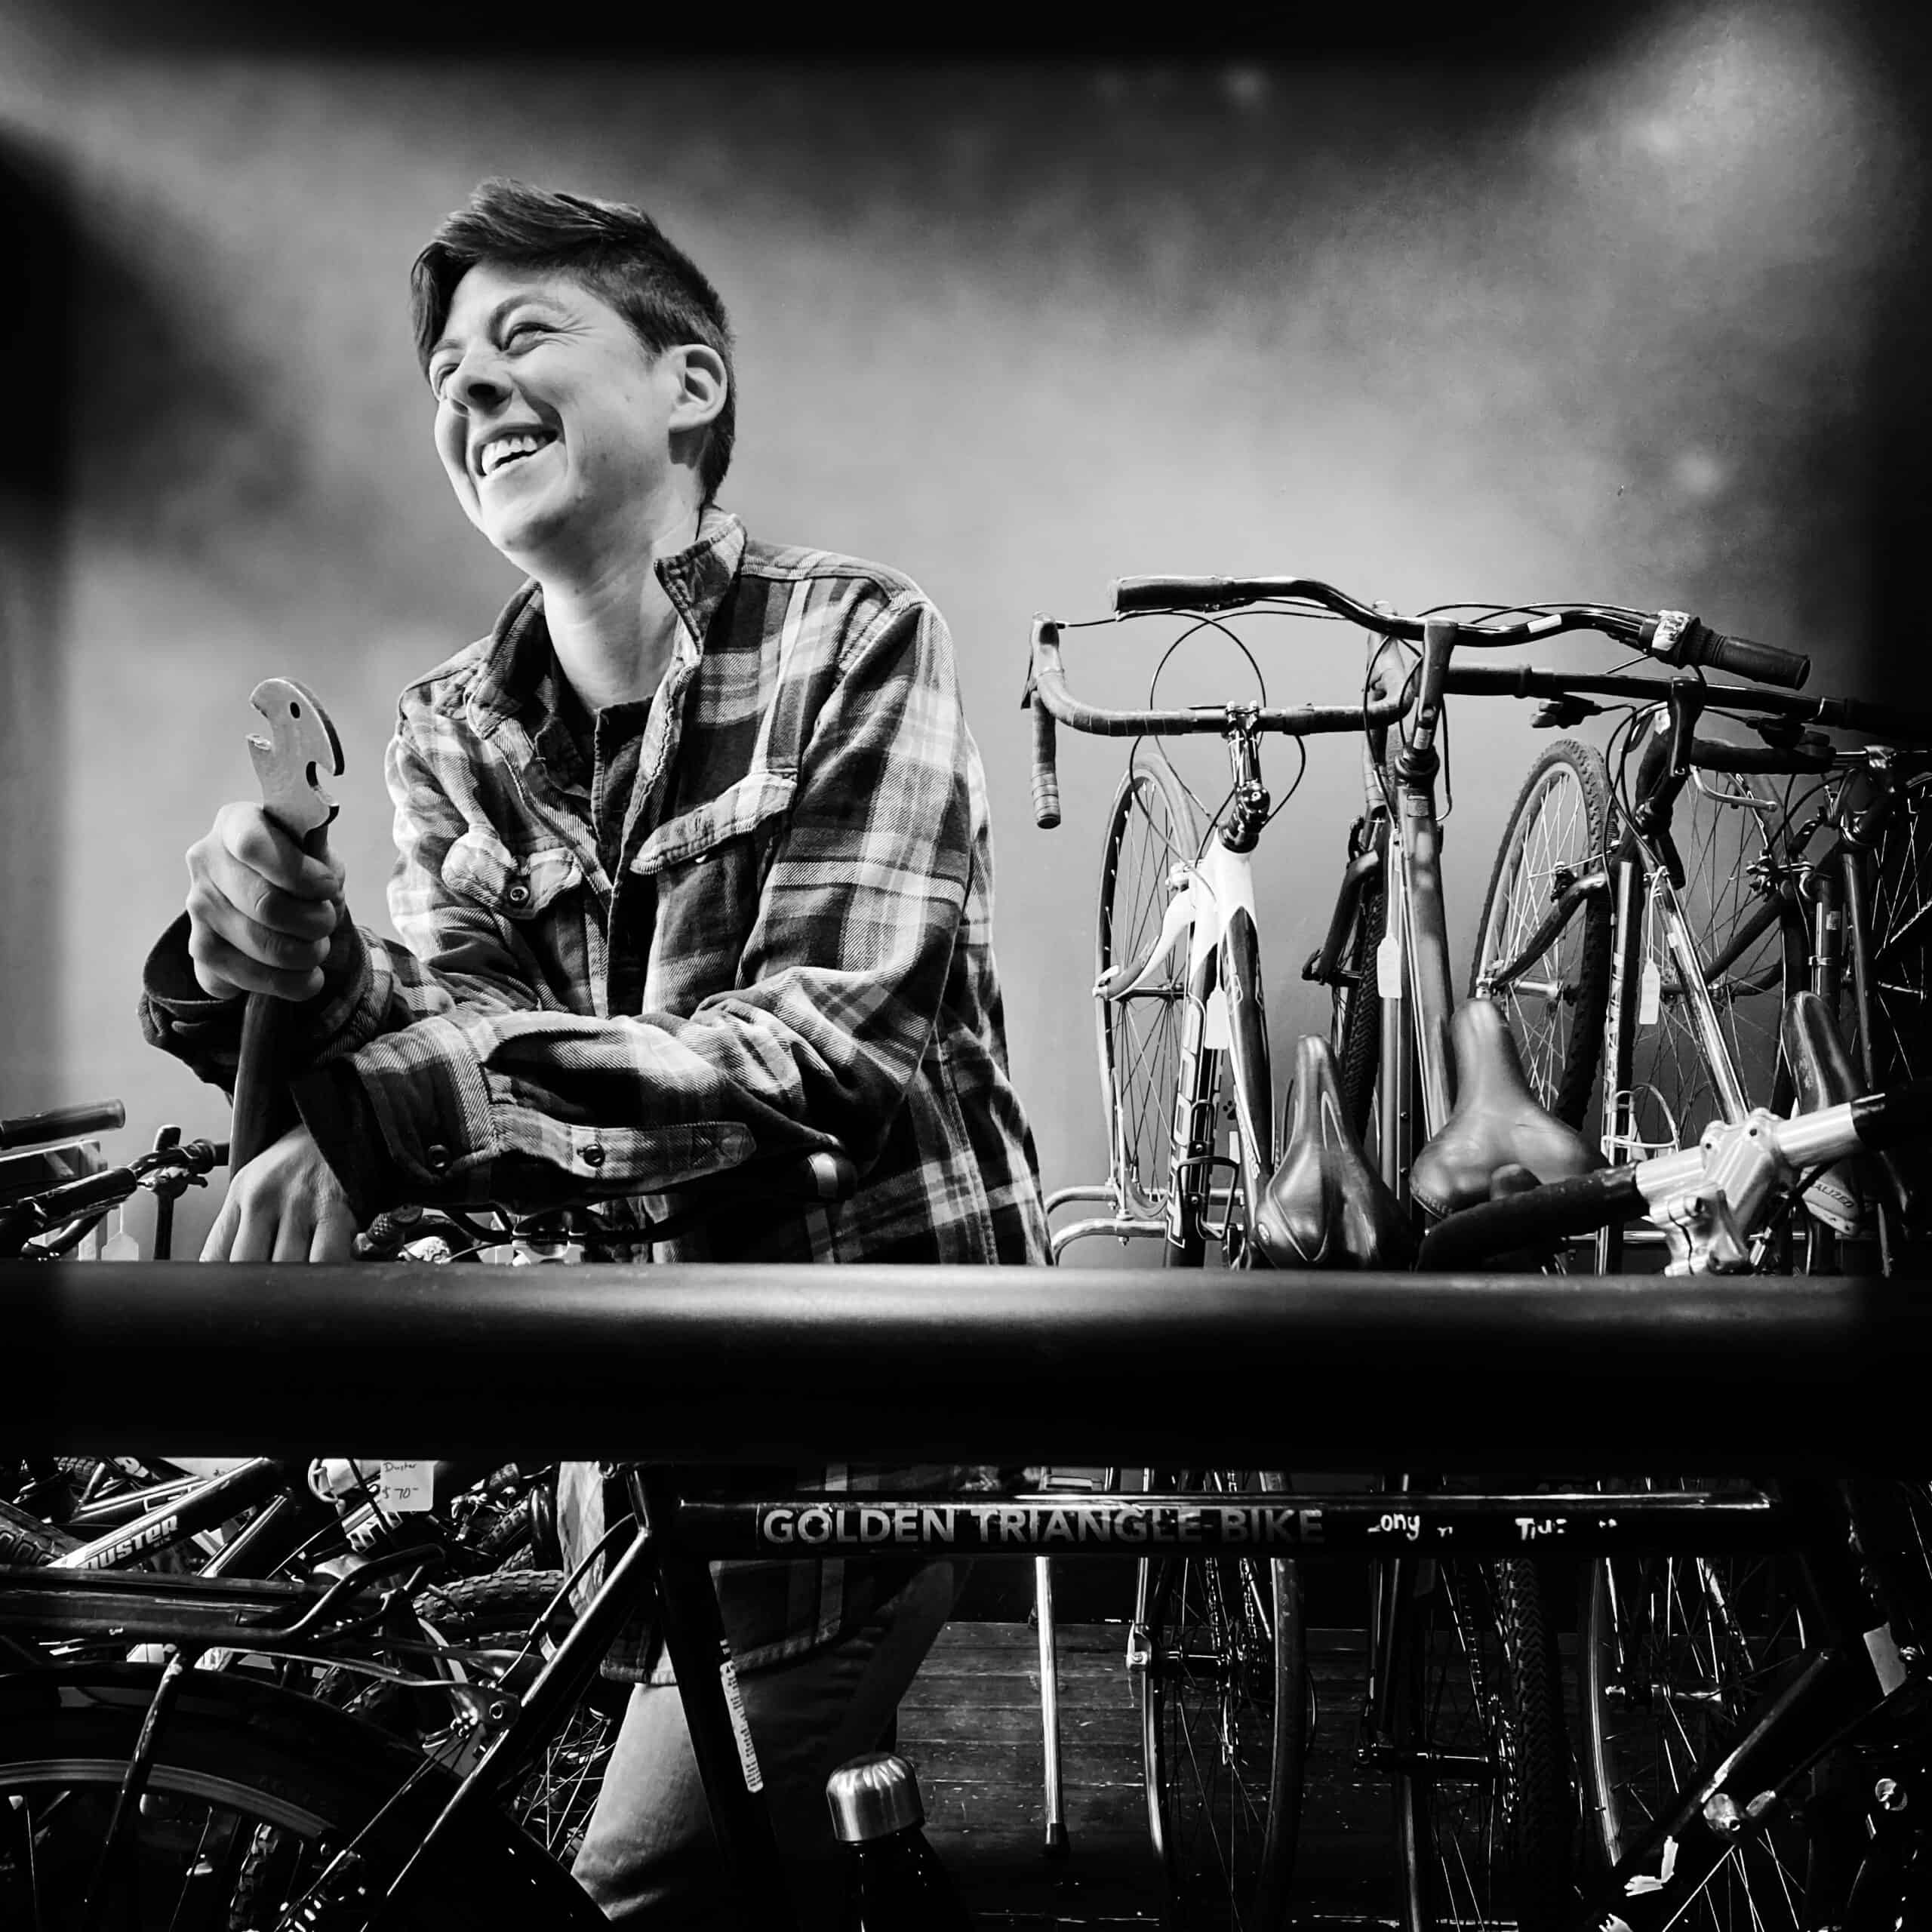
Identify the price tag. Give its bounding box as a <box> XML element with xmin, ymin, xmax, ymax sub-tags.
<box><xmin>374</xmin><ymin>1461</ymin><xmax>435</xmax><ymax>1513</ymax></box>
<box><xmin>1376</xmin><ymin>930</ymin><xmax>1404</xmax><ymax>997</ymax></box>
<box><xmin>99</xmin><ymin>1208</ymin><xmax>139</xmax><ymax>1263</ymax></box>
<box><xmin>1638</xmin><ymin>960</ymin><xmax>1662</xmax><ymax>1028</ymax></box>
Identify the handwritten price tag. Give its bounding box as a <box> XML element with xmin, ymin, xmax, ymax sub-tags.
<box><xmin>374</xmin><ymin>1461</ymin><xmax>435</xmax><ymax>1513</ymax></box>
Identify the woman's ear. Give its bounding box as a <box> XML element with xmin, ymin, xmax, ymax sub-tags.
<box><xmin>667</xmin><ymin>343</ymin><xmax>728</xmax><ymax>431</ymax></box>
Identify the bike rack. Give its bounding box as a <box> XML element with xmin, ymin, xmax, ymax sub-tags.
<box><xmin>8</xmin><ymin>1262</ymin><xmax>1930</xmax><ymax>1930</ymax></box>
<box><xmin>6</xmin><ymin>1262</ymin><xmax>1928</xmax><ymax>1467</ymax></box>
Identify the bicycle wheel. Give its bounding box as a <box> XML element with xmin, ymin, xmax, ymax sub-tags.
<box><xmin>1859</xmin><ymin>768</ymin><xmax>1932</xmax><ymax>1086</ymax></box>
<box><xmin>1580</xmin><ymin>1537</ymin><xmax>1817</xmax><ymax>1927</ymax></box>
<box><xmin>0</xmin><ymin>1669</ymin><xmax>605</xmax><ymax>1929</ymax></box>
<box><xmin>1469</xmin><ymin>740</ymin><xmax>1614</xmax><ymax>1131</ymax></box>
<box><xmin>1139</xmin><ymin>1472</ymin><xmax>1304</xmax><ymax>1930</ymax></box>
<box><xmin>413</xmin><ymin>1570</ymin><xmax>622</xmax><ymax>1863</ymax></box>
<box><xmin>1395</xmin><ymin>1556</ymin><xmax>1573</xmax><ymax>1932</ymax></box>
<box><xmin>1623</xmin><ymin>747</ymin><xmax>1802</xmax><ymax>1154</ymax></box>
<box><xmin>1097</xmin><ymin>753</ymin><xmax>1202</xmax><ymax>1236</ymax></box>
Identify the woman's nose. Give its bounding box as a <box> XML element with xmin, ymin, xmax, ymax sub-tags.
<box><xmin>445</xmin><ymin>350</ymin><xmax>511</xmax><ymax>412</ymax></box>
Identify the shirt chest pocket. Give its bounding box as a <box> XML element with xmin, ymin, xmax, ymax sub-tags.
<box><xmin>441</xmin><ymin>829</ymin><xmax>584</xmax><ymax>919</ymax></box>
<box><xmin>629</xmin><ymin>771</ymin><xmax>796</xmax><ymax>944</ymax></box>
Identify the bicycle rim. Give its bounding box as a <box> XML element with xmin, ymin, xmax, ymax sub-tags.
<box><xmin>413</xmin><ymin>1571</ymin><xmax>619</xmax><ymax>1863</ymax></box>
<box><xmin>1141</xmin><ymin>1472</ymin><xmax>1302</xmax><ymax>1930</ymax></box>
<box><xmin>1097</xmin><ymin>754</ymin><xmax>1202</xmax><ymax>1226</ymax></box>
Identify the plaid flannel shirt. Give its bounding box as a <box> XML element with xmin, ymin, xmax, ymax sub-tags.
<box><xmin>142</xmin><ymin>505</ymin><xmax>1047</xmax><ymax>1673</ymax></box>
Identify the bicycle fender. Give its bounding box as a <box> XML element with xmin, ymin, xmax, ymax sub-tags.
<box><xmin>0</xmin><ymin>1663</ymin><xmax>611</xmax><ymax>1927</ymax></box>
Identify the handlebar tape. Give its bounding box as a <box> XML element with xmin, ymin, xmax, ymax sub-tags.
<box><xmin>1031</xmin><ymin>701</ymin><xmax>1061</xmax><ymax>830</ymax></box>
<box><xmin>1027</xmin><ymin>617</ymin><xmax>1063</xmax><ymax>829</ymax></box>
<box><xmin>1415</xmin><ymin>1166</ymin><xmax>1644</xmax><ymax>1270</ymax></box>
<box><xmin>0</xmin><ymin>1100</ymin><xmax>126</xmax><ymax>1150</ymax></box>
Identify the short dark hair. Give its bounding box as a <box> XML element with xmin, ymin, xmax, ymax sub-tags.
<box><xmin>411</xmin><ymin>178</ymin><xmax>737</xmax><ymax>502</ymax></box>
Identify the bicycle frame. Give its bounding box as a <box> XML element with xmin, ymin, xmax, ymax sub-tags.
<box><xmin>1339</xmin><ymin>622</ymin><xmax>1475</xmax><ymax>1204</ymax></box>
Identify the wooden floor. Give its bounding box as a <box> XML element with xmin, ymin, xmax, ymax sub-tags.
<box><xmin>896</xmin><ymin>1614</ymin><xmax>1400</xmax><ymax>1928</ymax></box>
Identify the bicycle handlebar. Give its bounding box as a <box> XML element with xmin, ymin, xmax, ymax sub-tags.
<box><xmin>1635</xmin><ymin>611</ymin><xmax>1810</xmax><ymax>690</ymax></box>
<box><xmin>1417</xmin><ymin>1081</ymin><xmax>1932</xmax><ymax>1269</ymax></box>
<box><xmin>1109</xmin><ymin>576</ymin><xmax>1811</xmax><ymax>686</ymax></box>
<box><xmin>1024</xmin><ymin>617</ymin><xmax>1414</xmax><ymax>831</ymax></box>
<box><xmin>356</xmin><ymin>1146</ymin><xmax>863</xmax><ymax>1262</ymax></box>
<box><xmin>0</xmin><ymin>1100</ymin><xmax>126</xmax><ymax>1151</ymax></box>
<box><xmin>0</xmin><ymin>1139</ymin><xmax>229</xmax><ymax>1257</ymax></box>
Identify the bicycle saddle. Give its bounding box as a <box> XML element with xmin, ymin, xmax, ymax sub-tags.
<box><xmin>1782</xmin><ymin>989</ymin><xmax>1909</xmax><ymax>1235</ymax></box>
<box><xmin>1252</xmin><ymin>1035</ymin><xmax>1414</xmax><ymax>1269</ymax></box>
<box><xmin>1408</xmin><ymin>998</ymin><xmax>1600</xmax><ymax>1220</ymax></box>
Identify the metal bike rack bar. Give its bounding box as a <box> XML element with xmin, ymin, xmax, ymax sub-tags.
<box><xmin>5</xmin><ymin>1263</ymin><xmax>1924</xmax><ymax>1468</ymax></box>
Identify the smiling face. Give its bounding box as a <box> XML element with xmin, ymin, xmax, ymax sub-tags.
<box><xmin>426</xmin><ymin>262</ymin><xmax>718</xmax><ymax>578</ymax></box>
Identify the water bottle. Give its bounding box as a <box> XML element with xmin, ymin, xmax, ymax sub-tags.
<box><xmin>825</xmin><ymin>1752</ymin><xmax>971</xmax><ymax>1930</ymax></box>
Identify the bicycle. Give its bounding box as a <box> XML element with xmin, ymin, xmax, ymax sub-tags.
<box><xmin>1464</xmin><ymin>669</ymin><xmax>1932</xmax><ymax>1922</ymax></box>
<box><xmin>1026</xmin><ymin>573</ymin><xmax>1835</xmax><ymax>1929</ymax></box>
<box><xmin>1469</xmin><ymin>663</ymin><xmax>1932</xmax><ymax>1269</ymax></box>
<box><xmin>1025</xmin><ymin>594</ymin><xmax>1436</xmax><ymax>1925</ymax></box>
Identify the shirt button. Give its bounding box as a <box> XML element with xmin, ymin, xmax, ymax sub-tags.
<box><xmin>425</xmin><ymin>1144</ymin><xmax>451</xmax><ymax>1174</ymax></box>
<box><xmin>506</xmin><ymin>884</ymin><xmax>531</xmax><ymax>906</ymax></box>
<box><xmin>580</xmin><ymin>1144</ymin><xmax>605</xmax><ymax>1169</ymax></box>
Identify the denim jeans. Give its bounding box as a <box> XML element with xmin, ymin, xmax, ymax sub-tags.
<box><xmin>570</xmin><ymin>1558</ymin><xmax>964</xmax><ymax>1927</ymax></box>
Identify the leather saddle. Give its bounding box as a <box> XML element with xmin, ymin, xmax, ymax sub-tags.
<box><xmin>1782</xmin><ymin>989</ymin><xmax>1918</xmax><ymax>1234</ymax></box>
<box><xmin>1252</xmin><ymin>1035</ymin><xmax>1414</xmax><ymax>1268</ymax></box>
<box><xmin>1408</xmin><ymin>998</ymin><xmax>1600</xmax><ymax>1220</ymax></box>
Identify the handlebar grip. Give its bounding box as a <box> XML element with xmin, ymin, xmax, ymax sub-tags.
<box><xmin>1695</xmin><ymin>629</ymin><xmax>1810</xmax><ymax>690</ymax></box>
<box><xmin>0</xmin><ymin>1100</ymin><xmax>125</xmax><ymax>1150</ymax></box>
<box><xmin>1415</xmin><ymin>1166</ymin><xmax>1643</xmax><ymax>1270</ymax></box>
<box><xmin>1111</xmin><ymin>575</ymin><xmax>1246</xmax><ymax>615</ymax></box>
<box><xmin>1031</xmin><ymin>701</ymin><xmax>1061</xmax><ymax>830</ymax></box>
<box><xmin>1853</xmin><ymin>1081</ymin><xmax>1932</xmax><ymax>1152</ymax></box>
<box><xmin>1810</xmin><ymin>692</ymin><xmax>1932</xmax><ymax>743</ymax></box>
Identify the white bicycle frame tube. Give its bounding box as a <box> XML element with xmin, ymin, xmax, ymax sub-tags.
<box><xmin>1095</xmin><ymin>834</ymin><xmax>1263</xmax><ymax>1253</ymax></box>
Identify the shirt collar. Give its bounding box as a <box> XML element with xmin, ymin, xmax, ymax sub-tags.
<box><xmin>465</xmin><ymin>504</ymin><xmax>746</xmax><ymax>742</ymax></box>
<box><xmin>655</xmin><ymin>503</ymin><xmax>746</xmax><ymax>657</ymax></box>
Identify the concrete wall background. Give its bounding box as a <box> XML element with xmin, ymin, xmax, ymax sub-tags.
<box><xmin>1</xmin><ymin>2</ymin><xmax>1923</xmax><ymax>1260</ymax></box>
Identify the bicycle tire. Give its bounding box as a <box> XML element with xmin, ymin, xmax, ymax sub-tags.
<box><xmin>0</xmin><ymin>1493</ymin><xmax>78</xmax><ymax>1565</ymax></box>
<box><xmin>1394</xmin><ymin>1555</ymin><xmax>1573</xmax><ymax>1932</ymax></box>
<box><xmin>0</xmin><ymin>1666</ymin><xmax>608</xmax><ymax>1930</ymax></box>
<box><xmin>1139</xmin><ymin>1470</ymin><xmax>1304</xmax><ymax>1931</ymax></box>
<box><xmin>1578</xmin><ymin>1529</ymin><xmax>1820</xmax><ymax>1928</ymax></box>
<box><xmin>411</xmin><ymin>1571</ymin><xmax>623</xmax><ymax>1864</ymax></box>
<box><xmin>1469</xmin><ymin>739</ymin><xmax>1614</xmax><ymax>1130</ymax></box>
<box><xmin>1331</xmin><ymin>832</ymin><xmax>1386</xmax><ymax>1143</ymax></box>
<box><xmin>1097</xmin><ymin>753</ymin><xmax>1204</xmax><ymax>1251</ymax></box>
